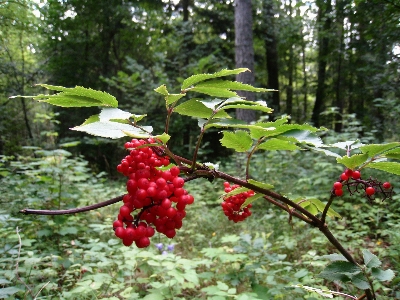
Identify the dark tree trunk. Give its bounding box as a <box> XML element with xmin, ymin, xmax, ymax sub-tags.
<box><xmin>311</xmin><ymin>0</ymin><xmax>332</xmax><ymax>127</ymax></box>
<box><xmin>235</xmin><ymin>0</ymin><xmax>256</xmax><ymax>123</ymax></box>
<box><xmin>334</xmin><ymin>0</ymin><xmax>345</xmax><ymax>132</ymax></box>
<box><xmin>263</xmin><ymin>0</ymin><xmax>280</xmax><ymax>118</ymax></box>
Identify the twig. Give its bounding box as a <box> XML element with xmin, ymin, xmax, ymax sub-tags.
<box><xmin>19</xmin><ymin>195</ymin><xmax>124</xmax><ymax>215</ymax></box>
<box><xmin>15</xmin><ymin>227</ymin><xmax>32</xmax><ymax>293</ymax></box>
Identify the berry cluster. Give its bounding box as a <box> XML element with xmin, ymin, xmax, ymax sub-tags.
<box><xmin>221</xmin><ymin>182</ymin><xmax>253</xmax><ymax>222</ymax></box>
<box><xmin>114</xmin><ymin>138</ymin><xmax>194</xmax><ymax>248</ymax></box>
<box><xmin>332</xmin><ymin>169</ymin><xmax>392</xmax><ymax>200</ymax></box>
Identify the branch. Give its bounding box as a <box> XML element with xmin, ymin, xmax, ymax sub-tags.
<box><xmin>19</xmin><ymin>195</ymin><xmax>124</xmax><ymax>215</ymax></box>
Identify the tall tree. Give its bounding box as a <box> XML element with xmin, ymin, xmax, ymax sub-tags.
<box><xmin>311</xmin><ymin>0</ymin><xmax>332</xmax><ymax>127</ymax></box>
<box><xmin>235</xmin><ymin>0</ymin><xmax>256</xmax><ymax>123</ymax></box>
<box><xmin>262</xmin><ymin>0</ymin><xmax>280</xmax><ymax>119</ymax></box>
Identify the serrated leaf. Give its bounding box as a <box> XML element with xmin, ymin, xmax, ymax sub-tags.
<box><xmin>181</xmin><ymin>68</ymin><xmax>249</xmax><ymax>90</ymax></box>
<box><xmin>191</xmin><ymin>87</ymin><xmax>238</xmax><ymax>98</ymax></box>
<box><xmin>360</xmin><ymin>142</ymin><xmax>400</xmax><ymax>157</ymax></box>
<box><xmin>330</xmin><ymin>140</ymin><xmax>363</xmax><ymax>150</ymax></box>
<box><xmin>220</xmin><ymin>131</ymin><xmax>253</xmax><ymax>152</ymax></box>
<box><xmin>371</xmin><ymin>268</ymin><xmax>395</xmax><ymax>281</ymax></box>
<box><xmin>336</xmin><ymin>153</ymin><xmax>369</xmax><ymax>170</ymax></box>
<box><xmin>365</xmin><ymin>161</ymin><xmax>400</xmax><ymax>175</ymax></box>
<box><xmin>99</xmin><ymin>108</ymin><xmax>133</xmax><ymax>121</ymax></box>
<box><xmin>154</xmin><ymin>84</ymin><xmax>168</xmax><ymax>95</ymax></box>
<box><xmin>131</xmin><ymin>114</ymin><xmax>147</xmax><ymax>122</ymax></box>
<box><xmin>174</xmin><ymin>99</ymin><xmax>230</xmax><ymax>118</ymax></box>
<box><xmin>222</xmin><ymin>187</ymin><xmax>250</xmax><ymax>198</ymax></box>
<box><xmin>249</xmin><ymin>124</ymin><xmax>318</xmax><ymax>140</ymax></box>
<box><xmin>362</xmin><ymin>249</ymin><xmax>381</xmax><ymax>268</ymax></box>
<box><xmin>222</xmin><ymin>100</ymin><xmax>273</xmax><ymax>113</ymax></box>
<box><xmin>195</xmin><ymin>80</ymin><xmax>273</xmax><ymax>93</ymax></box>
<box><xmin>166</xmin><ymin>93</ymin><xmax>186</xmax><ymax>105</ymax></box>
<box><xmin>81</xmin><ymin>114</ymin><xmax>100</xmax><ymax>125</ymax></box>
<box><xmin>281</xmin><ymin>130</ymin><xmax>323</xmax><ymax>147</ymax></box>
<box><xmin>205</xmin><ymin>119</ymin><xmax>253</xmax><ymax>130</ymax></box>
<box><xmin>258</xmin><ymin>138</ymin><xmax>299</xmax><ymax>151</ymax></box>
<box><xmin>319</xmin><ymin>261</ymin><xmax>361</xmax><ymax>282</ymax></box>
<box><xmin>383</xmin><ymin>151</ymin><xmax>400</xmax><ymax>160</ymax></box>
<box><xmin>240</xmin><ymin>193</ymin><xmax>263</xmax><ymax>209</ymax></box>
<box><xmin>36</xmin><ymin>84</ymin><xmax>118</xmax><ymax>107</ymax></box>
<box><xmin>199</xmin><ymin>99</ymin><xmax>225</xmax><ymax>109</ymax></box>
<box><xmin>321</xmin><ymin>254</ymin><xmax>347</xmax><ymax>262</ymax></box>
<box><xmin>311</xmin><ymin>147</ymin><xmax>342</xmax><ymax>158</ymax></box>
<box><xmin>308</xmin><ymin>198</ymin><xmax>342</xmax><ymax>218</ymax></box>
<box><xmin>247</xmin><ymin>179</ymin><xmax>274</xmax><ymax>190</ymax></box>
<box><xmin>299</xmin><ymin>200</ymin><xmax>319</xmax><ymax>215</ymax></box>
<box><xmin>351</xmin><ymin>272</ymin><xmax>370</xmax><ymax>290</ymax></box>
<box><xmin>72</xmin><ymin>122</ymin><xmax>151</xmax><ymax>139</ymax></box>
<box><xmin>154</xmin><ymin>132</ymin><xmax>170</xmax><ymax>144</ymax></box>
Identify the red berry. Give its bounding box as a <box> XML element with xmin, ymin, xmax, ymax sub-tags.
<box><xmin>366</xmin><ymin>187</ymin><xmax>375</xmax><ymax>196</ymax></box>
<box><xmin>340</xmin><ymin>173</ymin><xmax>349</xmax><ymax>181</ymax></box>
<box><xmin>383</xmin><ymin>182</ymin><xmax>391</xmax><ymax>189</ymax></box>
<box><xmin>172</xmin><ymin>177</ymin><xmax>185</xmax><ymax>188</ymax></box>
<box><xmin>345</xmin><ymin>169</ymin><xmax>353</xmax><ymax>177</ymax></box>
<box><xmin>334</xmin><ymin>189</ymin><xmax>343</xmax><ymax>196</ymax></box>
<box><xmin>352</xmin><ymin>171</ymin><xmax>361</xmax><ymax>180</ymax></box>
<box><xmin>333</xmin><ymin>182</ymin><xmax>342</xmax><ymax>190</ymax></box>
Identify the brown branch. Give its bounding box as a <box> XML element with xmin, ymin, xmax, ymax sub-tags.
<box><xmin>19</xmin><ymin>195</ymin><xmax>124</xmax><ymax>215</ymax></box>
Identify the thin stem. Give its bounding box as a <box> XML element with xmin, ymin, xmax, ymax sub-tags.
<box><xmin>20</xmin><ymin>195</ymin><xmax>124</xmax><ymax>215</ymax></box>
<box><xmin>321</xmin><ymin>194</ymin><xmax>335</xmax><ymax>224</ymax></box>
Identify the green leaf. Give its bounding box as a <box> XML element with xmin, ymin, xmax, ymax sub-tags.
<box><xmin>365</xmin><ymin>161</ymin><xmax>400</xmax><ymax>175</ymax></box>
<box><xmin>299</xmin><ymin>200</ymin><xmax>318</xmax><ymax>215</ymax></box>
<box><xmin>222</xmin><ymin>187</ymin><xmax>250</xmax><ymax>198</ymax></box>
<box><xmin>204</xmin><ymin>119</ymin><xmax>252</xmax><ymax>130</ymax></box>
<box><xmin>0</xmin><ymin>287</ymin><xmax>23</xmax><ymax>297</ymax></box>
<box><xmin>360</xmin><ymin>142</ymin><xmax>400</xmax><ymax>157</ymax></box>
<box><xmin>336</xmin><ymin>153</ymin><xmax>369</xmax><ymax>170</ymax></box>
<box><xmin>33</xmin><ymin>84</ymin><xmax>118</xmax><ymax>107</ymax></box>
<box><xmin>319</xmin><ymin>261</ymin><xmax>362</xmax><ymax>282</ymax></box>
<box><xmin>174</xmin><ymin>99</ymin><xmax>230</xmax><ymax>118</ymax></box>
<box><xmin>154</xmin><ymin>132</ymin><xmax>170</xmax><ymax>144</ymax></box>
<box><xmin>99</xmin><ymin>107</ymin><xmax>133</xmax><ymax>120</ymax></box>
<box><xmin>154</xmin><ymin>84</ymin><xmax>168</xmax><ymax>95</ymax></box>
<box><xmin>321</xmin><ymin>254</ymin><xmax>347</xmax><ymax>261</ymax></box>
<box><xmin>181</xmin><ymin>68</ymin><xmax>249</xmax><ymax>90</ymax></box>
<box><xmin>240</xmin><ymin>193</ymin><xmax>263</xmax><ymax>209</ymax></box>
<box><xmin>198</xmin><ymin>99</ymin><xmax>224</xmax><ymax>109</ymax></box>
<box><xmin>258</xmin><ymin>138</ymin><xmax>299</xmax><ymax>151</ymax></box>
<box><xmin>191</xmin><ymin>87</ymin><xmax>238</xmax><ymax>98</ymax></box>
<box><xmin>250</xmin><ymin>124</ymin><xmax>318</xmax><ymax>140</ymax></box>
<box><xmin>247</xmin><ymin>179</ymin><xmax>274</xmax><ymax>190</ymax></box>
<box><xmin>362</xmin><ymin>249</ymin><xmax>381</xmax><ymax>268</ymax></box>
<box><xmin>371</xmin><ymin>268</ymin><xmax>395</xmax><ymax>281</ymax></box>
<box><xmin>308</xmin><ymin>198</ymin><xmax>342</xmax><ymax>218</ymax></box>
<box><xmin>281</xmin><ymin>130</ymin><xmax>323</xmax><ymax>147</ymax></box>
<box><xmin>221</xmin><ymin>100</ymin><xmax>273</xmax><ymax>113</ymax></box>
<box><xmin>351</xmin><ymin>272</ymin><xmax>370</xmax><ymax>290</ymax></box>
<box><xmin>81</xmin><ymin>114</ymin><xmax>100</xmax><ymax>125</ymax></box>
<box><xmin>219</xmin><ymin>130</ymin><xmax>253</xmax><ymax>152</ymax></box>
<box><xmin>195</xmin><ymin>80</ymin><xmax>273</xmax><ymax>93</ymax></box>
<box><xmin>131</xmin><ymin>114</ymin><xmax>147</xmax><ymax>122</ymax></box>
<box><xmin>166</xmin><ymin>93</ymin><xmax>186</xmax><ymax>105</ymax></box>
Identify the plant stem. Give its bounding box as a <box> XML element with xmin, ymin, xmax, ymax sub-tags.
<box><xmin>20</xmin><ymin>195</ymin><xmax>124</xmax><ymax>215</ymax></box>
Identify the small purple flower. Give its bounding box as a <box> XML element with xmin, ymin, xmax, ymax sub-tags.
<box><xmin>155</xmin><ymin>243</ymin><xmax>163</xmax><ymax>251</ymax></box>
<box><xmin>167</xmin><ymin>244</ymin><xmax>175</xmax><ymax>252</ymax></box>
<box><xmin>162</xmin><ymin>250</ymin><xmax>168</xmax><ymax>255</ymax></box>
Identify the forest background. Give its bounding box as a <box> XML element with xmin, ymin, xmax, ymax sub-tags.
<box><xmin>1</xmin><ymin>0</ymin><xmax>400</xmax><ymax>299</ymax></box>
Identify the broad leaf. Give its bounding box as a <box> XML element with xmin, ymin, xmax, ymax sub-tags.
<box><xmin>360</xmin><ymin>142</ymin><xmax>400</xmax><ymax>157</ymax></box>
<box><xmin>204</xmin><ymin>119</ymin><xmax>251</xmax><ymax>130</ymax></box>
<box><xmin>199</xmin><ymin>99</ymin><xmax>224</xmax><ymax>109</ymax></box>
<box><xmin>166</xmin><ymin>93</ymin><xmax>186</xmax><ymax>105</ymax></box>
<box><xmin>258</xmin><ymin>138</ymin><xmax>299</xmax><ymax>151</ymax></box>
<box><xmin>220</xmin><ymin>131</ymin><xmax>253</xmax><ymax>152</ymax></box>
<box><xmin>330</xmin><ymin>140</ymin><xmax>363</xmax><ymax>150</ymax></box>
<box><xmin>336</xmin><ymin>153</ymin><xmax>369</xmax><ymax>170</ymax></box>
<box><xmin>221</xmin><ymin>100</ymin><xmax>273</xmax><ymax>113</ymax></box>
<box><xmin>371</xmin><ymin>268</ymin><xmax>395</xmax><ymax>281</ymax></box>
<box><xmin>362</xmin><ymin>249</ymin><xmax>381</xmax><ymax>268</ymax></box>
<box><xmin>365</xmin><ymin>161</ymin><xmax>400</xmax><ymax>175</ymax></box>
<box><xmin>191</xmin><ymin>86</ymin><xmax>238</xmax><ymax>98</ymax></box>
<box><xmin>195</xmin><ymin>80</ymin><xmax>273</xmax><ymax>93</ymax></box>
<box><xmin>321</xmin><ymin>254</ymin><xmax>347</xmax><ymax>262</ymax></box>
<box><xmin>154</xmin><ymin>132</ymin><xmax>170</xmax><ymax>144</ymax></box>
<box><xmin>247</xmin><ymin>179</ymin><xmax>274</xmax><ymax>190</ymax></box>
<box><xmin>250</xmin><ymin>124</ymin><xmax>318</xmax><ymax>140</ymax></box>
<box><xmin>308</xmin><ymin>198</ymin><xmax>342</xmax><ymax>218</ymax></box>
<box><xmin>281</xmin><ymin>130</ymin><xmax>323</xmax><ymax>147</ymax></box>
<box><xmin>319</xmin><ymin>261</ymin><xmax>362</xmax><ymax>282</ymax></box>
<box><xmin>181</xmin><ymin>68</ymin><xmax>248</xmax><ymax>90</ymax></box>
<box><xmin>32</xmin><ymin>84</ymin><xmax>118</xmax><ymax>107</ymax></box>
<box><xmin>222</xmin><ymin>187</ymin><xmax>250</xmax><ymax>198</ymax></box>
<box><xmin>154</xmin><ymin>84</ymin><xmax>168</xmax><ymax>95</ymax></box>
<box><xmin>174</xmin><ymin>99</ymin><xmax>230</xmax><ymax>118</ymax></box>
<box><xmin>240</xmin><ymin>193</ymin><xmax>264</xmax><ymax>209</ymax></box>
<box><xmin>99</xmin><ymin>107</ymin><xmax>133</xmax><ymax>121</ymax></box>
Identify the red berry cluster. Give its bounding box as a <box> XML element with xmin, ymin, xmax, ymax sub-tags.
<box><xmin>114</xmin><ymin>138</ymin><xmax>194</xmax><ymax>248</ymax></box>
<box><xmin>332</xmin><ymin>169</ymin><xmax>392</xmax><ymax>199</ymax></box>
<box><xmin>221</xmin><ymin>182</ymin><xmax>253</xmax><ymax>223</ymax></box>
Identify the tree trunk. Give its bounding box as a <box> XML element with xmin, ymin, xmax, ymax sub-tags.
<box><xmin>334</xmin><ymin>0</ymin><xmax>345</xmax><ymax>132</ymax></box>
<box><xmin>263</xmin><ymin>0</ymin><xmax>280</xmax><ymax>119</ymax></box>
<box><xmin>311</xmin><ymin>0</ymin><xmax>332</xmax><ymax>127</ymax></box>
<box><xmin>235</xmin><ymin>0</ymin><xmax>256</xmax><ymax>123</ymax></box>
